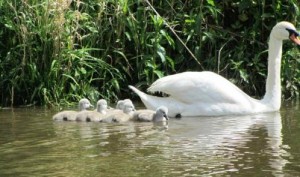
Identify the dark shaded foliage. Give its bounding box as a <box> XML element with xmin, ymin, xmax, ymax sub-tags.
<box><xmin>0</xmin><ymin>0</ymin><xmax>299</xmax><ymax>107</ymax></box>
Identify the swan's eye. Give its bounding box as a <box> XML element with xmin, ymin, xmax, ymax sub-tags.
<box><xmin>286</xmin><ymin>28</ymin><xmax>299</xmax><ymax>37</ymax></box>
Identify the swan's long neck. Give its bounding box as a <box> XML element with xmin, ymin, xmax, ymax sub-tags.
<box><xmin>262</xmin><ymin>34</ymin><xmax>282</xmax><ymax>110</ymax></box>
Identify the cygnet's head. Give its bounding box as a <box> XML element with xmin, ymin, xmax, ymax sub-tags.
<box><xmin>116</xmin><ymin>99</ymin><xmax>134</xmax><ymax>110</ymax></box>
<box><xmin>124</xmin><ymin>99</ymin><xmax>135</xmax><ymax>110</ymax></box>
<box><xmin>154</xmin><ymin>106</ymin><xmax>169</xmax><ymax>122</ymax></box>
<box><xmin>271</xmin><ymin>21</ymin><xmax>300</xmax><ymax>45</ymax></box>
<box><xmin>97</xmin><ymin>99</ymin><xmax>108</xmax><ymax>113</ymax></box>
<box><xmin>116</xmin><ymin>100</ymin><xmax>124</xmax><ymax>110</ymax></box>
<box><xmin>79</xmin><ymin>98</ymin><xmax>92</xmax><ymax>111</ymax></box>
<box><xmin>122</xmin><ymin>102</ymin><xmax>136</xmax><ymax>114</ymax></box>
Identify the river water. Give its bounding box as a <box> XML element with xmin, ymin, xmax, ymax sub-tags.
<box><xmin>0</xmin><ymin>101</ymin><xmax>300</xmax><ymax>176</ymax></box>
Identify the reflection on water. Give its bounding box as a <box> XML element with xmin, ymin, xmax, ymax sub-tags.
<box><xmin>0</xmin><ymin>103</ymin><xmax>300</xmax><ymax>176</ymax></box>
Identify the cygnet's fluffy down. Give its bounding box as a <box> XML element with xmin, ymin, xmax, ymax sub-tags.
<box><xmin>76</xmin><ymin>99</ymin><xmax>108</xmax><ymax>122</ymax></box>
<box><xmin>133</xmin><ymin>106</ymin><xmax>169</xmax><ymax>122</ymax></box>
<box><xmin>53</xmin><ymin>98</ymin><xmax>93</xmax><ymax>121</ymax></box>
<box><xmin>115</xmin><ymin>99</ymin><xmax>134</xmax><ymax>110</ymax></box>
<box><xmin>101</xmin><ymin>101</ymin><xmax>135</xmax><ymax>123</ymax></box>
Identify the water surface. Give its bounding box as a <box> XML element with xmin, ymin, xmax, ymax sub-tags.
<box><xmin>0</xmin><ymin>102</ymin><xmax>300</xmax><ymax>176</ymax></box>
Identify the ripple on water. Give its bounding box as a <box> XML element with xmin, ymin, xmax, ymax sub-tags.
<box><xmin>1</xmin><ymin>107</ymin><xmax>300</xmax><ymax>176</ymax></box>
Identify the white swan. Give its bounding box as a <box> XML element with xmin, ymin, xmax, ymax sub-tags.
<box><xmin>76</xmin><ymin>99</ymin><xmax>108</xmax><ymax>122</ymax></box>
<box><xmin>52</xmin><ymin>98</ymin><xmax>93</xmax><ymax>121</ymax></box>
<box><xmin>129</xmin><ymin>21</ymin><xmax>300</xmax><ymax>117</ymax></box>
<box><xmin>133</xmin><ymin>106</ymin><xmax>169</xmax><ymax>122</ymax></box>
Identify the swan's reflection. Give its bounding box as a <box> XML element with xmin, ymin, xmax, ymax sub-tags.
<box><xmin>165</xmin><ymin>112</ymin><xmax>287</xmax><ymax>175</ymax></box>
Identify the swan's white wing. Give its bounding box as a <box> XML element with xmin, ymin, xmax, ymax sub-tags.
<box><xmin>148</xmin><ymin>71</ymin><xmax>253</xmax><ymax>104</ymax></box>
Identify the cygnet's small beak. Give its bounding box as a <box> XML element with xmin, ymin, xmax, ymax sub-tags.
<box><xmin>290</xmin><ymin>33</ymin><xmax>300</xmax><ymax>45</ymax></box>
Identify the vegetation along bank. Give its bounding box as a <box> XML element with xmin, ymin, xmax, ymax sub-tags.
<box><xmin>0</xmin><ymin>0</ymin><xmax>299</xmax><ymax>107</ymax></box>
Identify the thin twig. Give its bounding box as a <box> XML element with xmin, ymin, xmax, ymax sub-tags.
<box><xmin>217</xmin><ymin>37</ymin><xmax>235</xmax><ymax>73</ymax></box>
<box><xmin>144</xmin><ymin>0</ymin><xmax>204</xmax><ymax>70</ymax></box>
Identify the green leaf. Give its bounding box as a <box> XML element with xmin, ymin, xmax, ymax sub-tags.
<box><xmin>166</xmin><ymin>56</ymin><xmax>175</xmax><ymax>71</ymax></box>
<box><xmin>157</xmin><ymin>44</ymin><xmax>166</xmax><ymax>63</ymax></box>
<box><xmin>207</xmin><ymin>0</ymin><xmax>215</xmax><ymax>6</ymax></box>
<box><xmin>261</xmin><ymin>13</ymin><xmax>274</xmax><ymax>19</ymax></box>
<box><xmin>239</xmin><ymin>70</ymin><xmax>249</xmax><ymax>83</ymax></box>
<box><xmin>70</xmin><ymin>83</ymin><xmax>76</xmax><ymax>92</ymax></box>
<box><xmin>75</xmin><ymin>69</ymin><xmax>80</xmax><ymax>77</ymax></box>
<box><xmin>146</xmin><ymin>61</ymin><xmax>155</xmax><ymax>69</ymax></box>
<box><xmin>80</xmin><ymin>67</ymin><xmax>87</xmax><ymax>75</ymax></box>
<box><xmin>111</xmin><ymin>78</ymin><xmax>120</xmax><ymax>92</ymax></box>
<box><xmin>160</xmin><ymin>29</ymin><xmax>175</xmax><ymax>48</ymax></box>
<box><xmin>4</xmin><ymin>23</ymin><xmax>13</xmax><ymax>30</ymax></box>
<box><xmin>153</xmin><ymin>70</ymin><xmax>164</xmax><ymax>78</ymax></box>
<box><xmin>125</xmin><ymin>32</ymin><xmax>131</xmax><ymax>41</ymax></box>
<box><xmin>63</xmin><ymin>74</ymin><xmax>79</xmax><ymax>86</ymax></box>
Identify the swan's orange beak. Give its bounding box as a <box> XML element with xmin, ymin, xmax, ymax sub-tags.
<box><xmin>290</xmin><ymin>33</ymin><xmax>300</xmax><ymax>45</ymax></box>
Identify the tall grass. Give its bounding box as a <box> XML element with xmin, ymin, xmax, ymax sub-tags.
<box><xmin>0</xmin><ymin>0</ymin><xmax>299</xmax><ymax>107</ymax></box>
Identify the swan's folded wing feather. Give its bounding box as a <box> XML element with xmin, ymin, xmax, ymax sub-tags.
<box><xmin>148</xmin><ymin>71</ymin><xmax>253</xmax><ymax>104</ymax></box>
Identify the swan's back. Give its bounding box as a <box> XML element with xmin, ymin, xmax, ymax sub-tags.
<box><xmin>148</xmin><ymin>71</ymin><xmax>254</xmax><ymax>105</ymax></box>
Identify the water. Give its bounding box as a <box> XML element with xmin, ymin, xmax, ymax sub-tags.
<box><xmin>0</xmin><ymin>102</ymin><xmax>300</xmax><ymax>176</ymax></box>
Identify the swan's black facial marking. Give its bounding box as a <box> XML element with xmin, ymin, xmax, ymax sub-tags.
<box><xmin>86</xmin><ymin>117</ymin><xmax>91</xmax><ymax>122</ymax></box>
<box><xmin>63</xmin><ymin>117</ymin><xmax>68</xmax><ymax>121</ymax></box>
<box><xmin>287</xmin><ymin>28</ymin><xmax>300</xmax><ymax>46</ymax></box>
<box><xmin>286</xmin><ymin>28</ymin><xmax>299</xmax><ymax>37</ymax></box>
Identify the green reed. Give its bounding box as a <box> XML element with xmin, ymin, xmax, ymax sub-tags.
<box><xmin>0</xmin><ymin>0</ymin><xmax>299</xmax><ymax>107</ymax></box>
